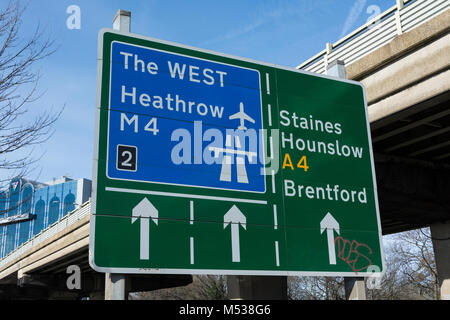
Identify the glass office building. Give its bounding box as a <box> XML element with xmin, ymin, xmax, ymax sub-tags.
<box><xmin>0</xmin><ymin>177</ymin><xmax>91</xmax><ymax>258</ymax></box>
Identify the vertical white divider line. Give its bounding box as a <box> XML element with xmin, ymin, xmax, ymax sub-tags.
<box><xmin>266</xmin><ymin>73</ymin><xmax>270</xmax><ymax>95</ymax></box>
<box><xmin>275</xmin><ymin>241</ymin><xmax>280</xmax><ymax>267</ymax></box>
<box><xmin>269</xmin><ymin>136</ymin><xmax>274</xmax><ymax>160</ymax></box>
<box><xmin>273</xmin><ymin>204</ymin><xmax>278</xmax><ymax>230</ymax></box>
<box><xmin>271</xmin><ymin>170</ymin><xmax>276</xmax><ymax>194</ymax></box>
<box><xmin>190</xmin><ymin>237</ymin><xmax>194</xmax><ymax>265</ymax></box>
<box><xmin>190</xmin><ymin>200</ymin><xmax>194</xmax><ymax>225</ymax></box>
<box><xmin>190</xmin><ymin>201</ymin><xmax>194</xmax><ymax>264</ymax></box>
<box><xmin>268</xmin><ymin>104</ymin><xmax>272</xmax><ymax>127</ymax></box>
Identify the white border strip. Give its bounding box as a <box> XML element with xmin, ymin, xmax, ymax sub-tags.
<box><xmin>87</xmin><ymin>265</ymin><xmax>381</xmax><ymax>277</ymax></box>
<box><xmin>104</xmin><ymin>187</ymin><xmax>268</xmax><ymax>205</ymax></box>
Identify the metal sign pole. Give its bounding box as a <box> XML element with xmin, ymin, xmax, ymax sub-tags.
<box><xmin>327</xmin><ymin>60</ymin><xmax>367</xmax><ymax>300</ymax></box>
<box><xmin>104</xmin><ymin>9</ymin><xmax>132</xmax><ymax>301</ymax></box>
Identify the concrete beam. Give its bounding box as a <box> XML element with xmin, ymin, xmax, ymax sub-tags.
<box><xmin>346</xmin><ymin>9</ymin><xmax>450</xmax><ymax>81</ymax></box>
<box><xmin>361</xmin><ymin>33</ymin><xmax>450</xmax><ymax>105</ymax></box>
<box><xmin>0</xmin><ymin>263</ymin><xmax>20</xmax><ymax>281</ymax></box>
<box><xmin>20</xmin><ymin>224</ymin><xmax>89</xmax><ymax>271</ymax></box>
<box><xmin>368</xmin><ymin>69</ymin><xmax>450</xmax><ymax>123</ymax></box>
<box><xmin>0</xmin><ymin>214</ymin><xmax>89</xmax><ymax>279</ymax></box>
<box><xmin>20</xmin><ymin>237</ymin><xmax>89</xmax><ymax>275</ymax></box>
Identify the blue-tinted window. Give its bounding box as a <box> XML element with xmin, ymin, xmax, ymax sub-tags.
<box><xmin>18</xmin><ymin>185</ymin><xmax>34</xmax><ymax>246</ymax></box>
<box><xmin>21</xmin><ymin>185</ymin><xmax>33</xmax><ymax>214</ymax></box>
<box><xmin>48</xmin><ymin>195</ymin><xmax>60</xmax><ymax>225</ymax></box>
<box><xmin>0</xmin><ymin>230</ymin><xmax>4</xmax><ymax>258</ymax></box>
<box><xmin>63</xmin><ymin>192</ymin><xmax>76</xmax><ymax>216</ymax></box>
<box><xmin>17</xmin><ymin>221</ymin><xmax>30</xmax><ymax>247</ymax></box>
<box><xmin>0</xmin><ymin>178</ymin><xmax>91</xmax><ymax>258</ymax></box>
<box><xmin>0</xmin><ymin>191</ymin><xmax>6</xmax><ymax>217</ymax></box>
<box><xmin>0</xmin><ymin>233</ymin><xmax>3</xmax><ymax>258</ymax></box>
<box><xmin>5</xmin><ymin>179</ymin><xmax>20</xmax><ymax>254</ymax></box>
<box><xmin>33</xmin><ymin>199</ymin><xmax>45</xmax><ymax>236</ymax></box>
<box><xmin>5</xmin><ymin>224</ymin><xmax>16</xmax><ymax>255</ymax></box>
<box><xmin>0</xmin><ymin>192</ymin><xmax>6</xmax><ymax>258</ymax></box>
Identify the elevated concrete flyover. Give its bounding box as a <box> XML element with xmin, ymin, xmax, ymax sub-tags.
<box><xmin>298</xmin><ymin>0</ymin><xmax>450</xmax><ymax>299</ymax></box>
<box><xmin>0</xmin><ymin>201</ymin><xmax>191</xmax><ymax>299</ymax></box>
<box><xmin>347</xmin><ymin>8</ymin><xmax>450</xmax><ymax>234</ymax></box>
<box><xmin>298</xmin><ymin>0</ymin><xmax>450</xmax><ymax>235</ymax></box>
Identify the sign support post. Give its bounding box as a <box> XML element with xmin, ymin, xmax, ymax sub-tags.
<box><xmin>105</xmin><ymin>273</ymin><xmax>127</xmax><ymax>300</ymax></box>
<box><xmin>327</xmin><ymin>60</ymin><xmax>367</xmax><ymax>300</ymax></box>
<box><xmin>104</xmin><ymin>9</ymin><xmax>132</xmax><ymax>301</ymax></box>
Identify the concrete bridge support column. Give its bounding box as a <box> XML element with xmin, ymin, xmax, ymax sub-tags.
<box><xmin>430</xmin><ymin>221</ymin><xmax>450</xmax><ymax>300</ymax></box>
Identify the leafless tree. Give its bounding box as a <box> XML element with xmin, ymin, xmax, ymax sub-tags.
<box><xmin>378</xmin><ymin>228</ymin><xmax>438</xmax><ymax>300</ymax></box>
<box><xmin>289</xmin><ymin>228</ymin><xmax>438</xmax><ymax>300</ymax></box>
<box><xmin>288</xmin><ymin>276</ymin><xmax>345</xmax><ymax>300</ymax></box>
<box><xmin>0</xmin><ymin>0</ymin><xmax>61</xmax><ymax>185</ymax></box>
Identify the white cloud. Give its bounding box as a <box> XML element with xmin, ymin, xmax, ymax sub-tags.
<box><xmin>340</xmin><ymin>0</ymin><xmax>367</xmax><ymax>38</ymax></box>
<box><xmin>199</xmin><ymin>1</ymin><xmax>307</xmax><ymax>47</ymax></box>
<box><xmin>201</xmin><ymin>17</ymin><xmax>266</xmax><ymax>47</ymax></box>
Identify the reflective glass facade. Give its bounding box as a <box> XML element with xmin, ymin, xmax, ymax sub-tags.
<box><xmin>0</xmin><ymin>177</ymin><xmax>91</xmax><ymax>258</ymax></box>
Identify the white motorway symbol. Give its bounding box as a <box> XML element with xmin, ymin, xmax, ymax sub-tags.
<box><xmin>209</xmin><ymin>102</ymin><xmax>257</xmax><ymax>185</ymax></box>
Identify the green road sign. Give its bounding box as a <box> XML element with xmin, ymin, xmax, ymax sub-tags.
<box><xmin>89</xmin><ymin>28</ymin><xmax>385</xmax><ymax>276</ymax></box>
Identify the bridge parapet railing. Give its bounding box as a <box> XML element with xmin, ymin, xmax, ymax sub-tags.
<box><xmin>297</xmin><ymin>0</ymin><xmax>450</xmax><ymax>74</ymax></box>
<box><xmin>0</xmin><ymin>201</ymin><xmax>90</xmax><ymax>270</ymax></box>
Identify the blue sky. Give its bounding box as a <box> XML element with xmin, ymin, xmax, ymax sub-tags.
<box><xmin>11</xmin><ymin>0</ymin><xmax>395</xmax><ymax>183</ymax></box>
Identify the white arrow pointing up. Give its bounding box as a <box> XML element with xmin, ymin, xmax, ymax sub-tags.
<box><xmin>224</xmin><ymin>205</ymin><xmax>247</xmax><ymax>263</ymax></box>
<box><xmin>132</xmin><ymin>198</ymin><xmax>158</xmax><ymax>260</ymax></box>
<box><xmin>320</xmin><ymin>212</ymin><xmax>340</xmax><ymax>265</ymax></box>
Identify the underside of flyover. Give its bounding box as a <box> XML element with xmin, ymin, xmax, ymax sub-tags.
<box><xmin>344</xmin><ymin>8</ymin><xmax>450</xmax><ymax>236</ymax></box>
<box><xmin>0</xmin><ymin>246</ymin><xmax>192</xmax><ymax>300</ymax></box>
<box><xmin>373</xmin><ymin>90</ymin><xmax>450</xmax><ymax>234</ymax></box>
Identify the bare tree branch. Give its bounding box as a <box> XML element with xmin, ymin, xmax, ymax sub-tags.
<box><xmin>0</xmin><ymin>0</ymin><xmax>61</xmax><ymax>185</ymax></box>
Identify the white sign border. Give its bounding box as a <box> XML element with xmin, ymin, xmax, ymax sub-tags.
<box><xmin>89</xmin><ymin>28</ymin><xmax>386</xmax><ymax>278</ymax></box>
